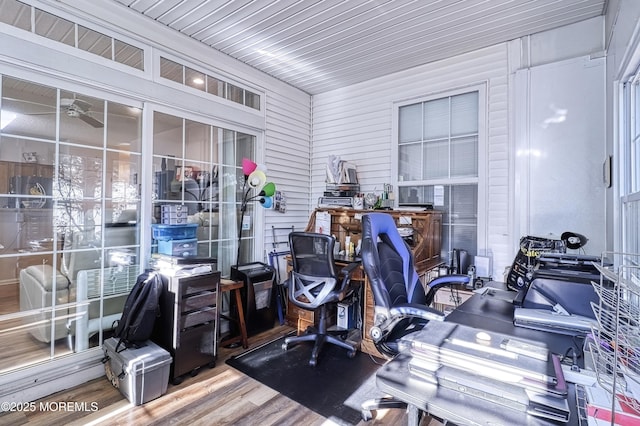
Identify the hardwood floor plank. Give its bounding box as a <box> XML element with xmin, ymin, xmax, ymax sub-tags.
<box><xmin>0</xmin><ymin>324</ymin><xmax>435</xmax><ymax>426</ymax></box>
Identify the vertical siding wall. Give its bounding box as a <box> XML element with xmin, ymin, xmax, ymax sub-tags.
<box><xmin>263</xmin><ymin>90</ymin><xmax>312</xmax><ymax>252</ymax></box>
<box><xmin>312</xmin><ymin>44</ymin><xmax>511</xmax><ymax>278</ymax></box>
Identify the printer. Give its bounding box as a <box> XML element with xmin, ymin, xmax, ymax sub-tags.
<box><xmin>513</xmin><ymin>253</ymin><xmax>611</xmax><ymax>335</ymax></box>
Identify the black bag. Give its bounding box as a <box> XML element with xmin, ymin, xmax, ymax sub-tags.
<box><xmin>113</xmin><ymin>270</ymin><xmax>163</xmax><ymax>350</ymax></box>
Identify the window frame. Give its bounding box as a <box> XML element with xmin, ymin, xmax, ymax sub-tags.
<box><xmin>620</xmin><ymin>75</ymin><xmax>640</xmax><ymax>256</ymax></box>
<box><xmin>391</xmin><ymin>83</ymin><xmax>487</xmax><ymax>259</ymax></box>
<box><xmin>149</xmin><ymin>103</ymin><xmax>266</xmax><ymax>271</ymax></box>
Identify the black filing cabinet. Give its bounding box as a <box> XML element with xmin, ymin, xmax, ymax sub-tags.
<box><xmin>153</xmin><ymin>270</ymin><xmax>220</xmax><ymax>384</ymax></box>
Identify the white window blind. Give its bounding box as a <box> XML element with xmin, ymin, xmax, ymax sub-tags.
<box><xmin>397</xmin><ymin>90</ymin><xmax>479</xmax><ymax>261</ymax></box>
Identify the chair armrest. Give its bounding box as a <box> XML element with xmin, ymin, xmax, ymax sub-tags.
<box><xmin>21</xmin><ymin>264</ymin><xmax>69</xmax><ymax>292</ymax></box>
<box><xmin>370</xmin><ymin>303</ymin><xmax>444</xmax><ymax>344</ymax></box>
<box><xmin>338</xmin><ymin>261</ymin><xmax>360</xmax><ymax>290</ymax></box>
<box><xmin>339</xmin><ymin>262</ymin><xmax>360</xmax><ymax>278</ymax></box>
<box><xmin>389</xmin><ymin>303</ymin><xmax>445</xmax><ymax>322</ymax></box>
<box><xmin>425</xmin><ymin>274</ymin><xmax>470</xmax><ymax>305</ymax></box>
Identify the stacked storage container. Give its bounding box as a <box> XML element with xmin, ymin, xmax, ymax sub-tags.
<box><xmin>152</xmin><ymin>205</ymin><xmax>198</xmax><ymax>257</ymax></box>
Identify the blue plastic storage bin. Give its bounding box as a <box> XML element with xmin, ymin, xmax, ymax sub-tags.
<box><xmin>157</xmin><ymin>238</ymin><xmax>197</xmax><ymax>257</ymax></box>
<box><xmin>152</xmin><ymin>223</ymin><xmax>198</xmax><ymax>241</ymax></box>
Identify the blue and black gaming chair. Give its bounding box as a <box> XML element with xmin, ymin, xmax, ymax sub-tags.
<box><xmin>360</xmin><ymin>212</ymin><xmax>469</xmax><ymax>357</ymax></box>
<box><xmin>360</xmin><ymin>212</ymin><xmax>469</xmax><ymax>420</ymax></box>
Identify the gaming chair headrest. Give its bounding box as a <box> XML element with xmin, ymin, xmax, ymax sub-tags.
<box><xmin>362</xmin><ymin>213</ymin><xmax>419</xmax><ymax>293</ymax></box>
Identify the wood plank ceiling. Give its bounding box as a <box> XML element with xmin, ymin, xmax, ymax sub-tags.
<box><xmin>112</xmin><ymin>0</ymin><xmax>607</xmax><ymax>95</ymax></box>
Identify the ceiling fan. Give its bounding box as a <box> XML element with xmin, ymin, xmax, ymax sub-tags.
<box><xmin>5</xmin><ymin>96</ymin><xmax>105</xmax><ymax>128</ymax></box>
<box><xmin>59</xmin><ymin>98</ymin><xmax>104</xmax><ymax>128</ymax></box>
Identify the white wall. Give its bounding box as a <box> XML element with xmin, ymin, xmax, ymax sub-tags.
<box><xmin>312</xmin><ymin>17</ymin><xmax>605</xmax><ymax>279</ymax></box>
<box><xmin>514</xmin><ymin>56</ymin><xmax>606</xmax><ymax>255</ymax></box>
<box><xmin>313</xmin><ymin>44</ymin><xmax>511</xmax><ymax>278</ymax></box>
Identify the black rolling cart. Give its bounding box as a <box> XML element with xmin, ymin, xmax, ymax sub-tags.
<box><xmin>152</xmin><ymin>269</ymin><xmax>221</xmax><ymax>385</ymax></box>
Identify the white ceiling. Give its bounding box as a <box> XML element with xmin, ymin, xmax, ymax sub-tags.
<box><xmin>112</xmin><ymin>0</ymin><xmax>607</xmax><ymax>95</ymax></box>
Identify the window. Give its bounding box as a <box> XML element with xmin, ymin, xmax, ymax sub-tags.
<box><xmin>0</xmin><ymin>0</ymin><xmax>144</xmax><ymax>70</ymax></box>
<box><xmin>0</xmin><ymin>75</ymin><xmax>142</xmax><ymax>372</ymax></box>
<box><xmin>159</xmin><ymin>57</ymin><xmax>262</xmax><ymax>110</ymax></box>
<box><xmin>622</xmin><ymin>76</ymin><xmax>640</xmax><ymax>255</ymax></box>
<box><xmin>396</xmin><ymin>91</ymin><xmax>479</xmax><ymax>261</ymax></box>
<box><xmin>152</xmin><ymin>112</ymin><xmax>257</xmax><ymax>273</ymax></box>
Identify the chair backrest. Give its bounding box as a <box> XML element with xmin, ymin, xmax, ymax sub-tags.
<box><xmin>62</xmin><ymin>229</ymin><xmax>102</xmax><ymax>282</ymax></box>
<box><xmin>361</xmin><ymin>213</ymin><xmax>426</xmax><ymax>309</ymax></box>
<box><xmin>62</xmin><ymin>224</ymin><xmax>137</xmax><ymax>282</ymax></box>
<box><xmin>288</xmin><ymin>232</ymin><xmax>339</xmax><ymax>309</ymax></box>
<box><xmin>289</xmin><ymin>232</ymin><xmax>338</xmax><ymax>278</ymax></box>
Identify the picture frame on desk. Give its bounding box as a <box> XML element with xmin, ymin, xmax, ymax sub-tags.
<box><xmin>175</xmin><ymin>166</ymin><xmax>194</xmax><ymax>182</ymax></box>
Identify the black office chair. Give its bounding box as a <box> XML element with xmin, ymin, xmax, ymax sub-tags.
<box><xmin>283</xmin><ymin>232</ymin><xmax>360</xmax><ymax>366</ymax></box>
<box><xmin>359</xmin><ymin>212</ymin><xmax>469</xmax><ymax>420</ymax></box>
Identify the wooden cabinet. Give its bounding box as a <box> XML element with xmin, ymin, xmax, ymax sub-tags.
<box><xmin>432</xmin><ymin>285</ymin><xmax>474</xmax><ymax>315</ymax></box>
<box><xmin>299</xmin><ymin>208</ymin><xmax>444</xmax><ymax>357</ymax></box>
<box><xmin>305</xmin><ymin>208</ymin><xmax>443</xmax><ymax>273</ymax></box>
<box><xmin>0</xmin><ymin>160</ymin><xmax>54</xmax><ymax>195</ymax></box>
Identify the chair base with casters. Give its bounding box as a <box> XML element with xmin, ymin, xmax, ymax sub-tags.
<box><xmin>284</xmin><ymin>232</ymin><xmax>360</xmax><ymax>367</ymax></box>
<box><xmin>359</xmin><ymin>276</ymin><xmax>470</xmax><ymax>421</ymax></box>
<box><xmin>282</xmin><ymin>302</ymin><xmax>357</xmax><ymax>367</ymax></box>
<box><xmin>361</xmin><ymin>396</ymin><xmax>419</xmax><ymax>422</ymax></box>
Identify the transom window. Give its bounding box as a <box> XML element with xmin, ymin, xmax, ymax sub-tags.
<box><xmin>0</xmin><ymin>0</ymin><xmax>144</xmax><ymax>70</ymax></box>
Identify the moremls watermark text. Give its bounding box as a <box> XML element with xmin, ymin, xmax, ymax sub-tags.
<box><xmin>1</xmin><ymin>401</ymin><xmax>99</xmax><ymax>412</ymax></box>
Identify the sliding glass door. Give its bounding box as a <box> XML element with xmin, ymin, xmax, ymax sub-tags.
<box><xmin>0</xmin><ymin>75</ymin><xmax>142</xmax><ymax>372</ymax></box>
<box><xmin>151</xmin><ymin>111</ymin><xmax>258</xmax><ymax>275</ymax></box>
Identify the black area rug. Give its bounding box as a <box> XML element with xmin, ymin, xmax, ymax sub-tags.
<box><xmin>226</xmin><ymin>334</ymin><xmax>386</xmax><ymax>425</ymax></box>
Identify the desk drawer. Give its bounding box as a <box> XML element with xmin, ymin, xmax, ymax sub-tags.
<box><xmin>286</xmin><ymin>303</ymin><xmax>315</xmax><ymax>324</ymax></box>
<box><xmin>182</xmin><ymin>290</ymin><xmax>217</xmax><ymax>312</ymax></box>
<box><xmin>179</xmin><ymin>273</ymin><xmax>218</xmax><ymax>297</ymax></box>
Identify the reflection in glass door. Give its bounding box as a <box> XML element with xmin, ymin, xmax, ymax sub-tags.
<box><xmin>152</xmin><ymin>111</ymin><xmax>256</xmax><ymax>275</ymax></box>
<box><xmin>0</xmin><ymin>75</ymin><xmax>142</xmax><ymax>373</ymax></box>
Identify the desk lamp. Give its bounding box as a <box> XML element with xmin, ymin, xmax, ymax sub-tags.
<box><xmin>236</xmin><ymin>158</ymin><xmax>276</xmax><ymax>265</ymax></box>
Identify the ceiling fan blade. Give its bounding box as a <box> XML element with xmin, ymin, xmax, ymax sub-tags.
<box><xmin>68</xmin><ymin>98</ymin><xmax>91</xmax><ymax>111</ymax></box>
<box><xmin>77</xmin><ymin>113</ymin><xmax>104</xmax><ymax>128</ymax></box>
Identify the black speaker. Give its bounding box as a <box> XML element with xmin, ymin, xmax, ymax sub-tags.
<box><xmin>450</xmin><ymin>249</ymin><xmax>470</xmax><ymax>274</ymax></box>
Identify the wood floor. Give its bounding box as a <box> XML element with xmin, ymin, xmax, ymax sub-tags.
<box><xmin>0</xmin><ymin>324</ymin><xmax>438</xmax><ymax>426</ymax></box>
<box><xmin>0</xmin><ymin>282</ymin><xmax>84</xmax><ymax>374</ymax></box>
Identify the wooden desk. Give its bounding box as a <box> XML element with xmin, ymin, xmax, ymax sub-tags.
<box><xmin>287</xmin><ymin>208</ymin><xmax>445</xmax><ymax>358</ymax></box>
<box><xmin>375</xmin><ymin>287</ymin><xmax>582</xmax><ymax>425</ymax></box>
<box><xmin>219</xmin><ymin>279</ymin><xmax>248</xmax><ymax>349</ymax></box>
<box><xmin>305</xmin><ymin>208</ymin><xmax>443</xmax><ymax>274</ymax></box>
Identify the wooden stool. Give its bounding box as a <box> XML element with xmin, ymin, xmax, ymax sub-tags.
<box><xmin>219</xmin><ymin>278</ymin><xmax>249</xmax><ymax>349</ymax></box>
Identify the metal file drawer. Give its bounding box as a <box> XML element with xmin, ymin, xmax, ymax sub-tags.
<box><xmin>180</xmin><ymin>306</ymin><xmax>217</xmax><ymax>329</ymax></box>
<box><xmin>182</xmin><ymin>290</ymin><xmax>217</xmax><ymax>312</ymax></box>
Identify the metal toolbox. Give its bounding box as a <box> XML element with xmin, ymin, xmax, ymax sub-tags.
<box><xmin>103</xmin><ymin>338</ymin><xmax>172</xmax><ymax>405</ymax></box>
